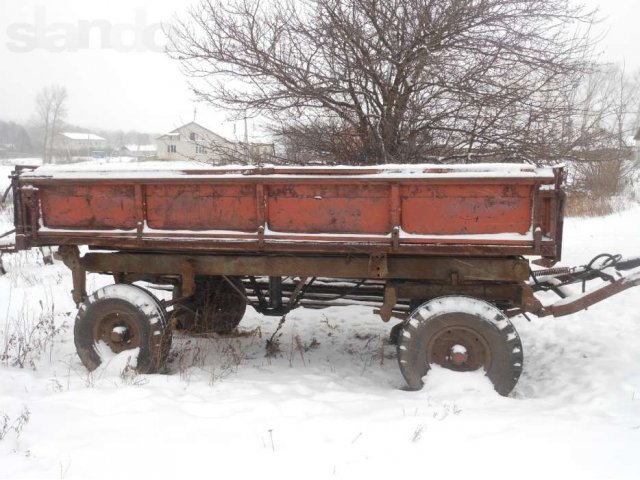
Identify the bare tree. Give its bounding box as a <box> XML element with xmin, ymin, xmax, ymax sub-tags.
<box><xmin>35</xmin><ymin>85</ymin><xmax>68</xmax><ymax>164</ymax></box>
<box><xmin>169</xmin><ymin>0</ymin><xmax>596</xmax><ymax>164</ymax></box>
<box><xmin>565</xmin><ymin>64</ymin><xmax>640</xmax><ymax>194</ymax></box>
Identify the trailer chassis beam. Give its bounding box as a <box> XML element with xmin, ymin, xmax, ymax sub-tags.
<box><xmin>79</xmin><ymin>252</ymin><xmax>529</xmax><ymax>283</ymax></box>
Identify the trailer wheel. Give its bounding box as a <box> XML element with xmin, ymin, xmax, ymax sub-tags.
<box><xmin>397</xmin><ymin>296</ymin><xmax>523</xmax><ymax>396</ymax></box>
<box><xmin>74</xmin><ymin>284</ymin><xmax>172</xmax><ymax>373</ymax></box>
<box><xmin>180</xmin><ymin>276</ymin><xmax>247</xmax><ymax>334</ymax></box>
<box><xmin>126</xmin><ymin>283</ymin><xmax>173</xmax><ymax>363</ymax></box>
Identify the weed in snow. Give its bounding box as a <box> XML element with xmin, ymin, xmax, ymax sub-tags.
<box><xmin>320</xmin><ymin>314</ymin><xmax>339</xmax><ymax>332</ymax></box>
<box><xmin>432</xmin><ymin>403</ymin><xmax>462</xmax><ymax>421</ymax></box>
<box><xmin>266</xmin><ymin>315</ymin><xmax>287</xmax><ymax>358</ymax></box>
<box><xmin>1</xmin><ymin>294</ymin><xmax>68</xmax><ymax>370</ymax></box>
<box><xmin>268</xmin><ymin>429</ymin><xmax>275</xmax><ymax>452</ymax></box>
<box><xmin>120</xmin><ymin>358</ymin><xmax>149</xmax><ymax>387</ymax></box>
<box><xmin>0</xmin><ymin>407</ymin><xmax>30</xmax><ymax>441</ymax></box>
<box><xmin>168</xmin><ymin>330</ymin><xmax>260</xmax><ymax>385</ymax></box>
<box><xmin>48</xmin><ymin>376</ymin><xmax>64</xmax><ymax>393</ymax></box>
<box><xmin>411</xmin><ymin>425</ymin><xmax>425</xmax><ymax>443</ymax></box>
<box><xmin>59</xmin><ymin>459</ymin><xmax>71</xmax><ymax>479</ymax></box>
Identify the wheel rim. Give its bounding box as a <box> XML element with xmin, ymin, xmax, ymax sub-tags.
<box><xmin>93</xmin><ymin>310</ymin><xmax>142</xmax><ymax>354</ymax></box>
<box><xmin>426</xmin><ymin>325</ymin><xmax>492</xmax><ymax>372</ymax></box>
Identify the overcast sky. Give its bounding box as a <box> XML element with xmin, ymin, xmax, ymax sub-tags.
<box><xmin>0</xmin><ymin>0</ymin><xmax>639</xmax><ymax>139</ymax></box>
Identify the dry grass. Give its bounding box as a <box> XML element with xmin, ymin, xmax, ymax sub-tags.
<box><xmin>565</xmin><ymin>194</ymin><xmax>618</xmax><ymax>217</ymax></box>
<box><xmin>565</xmin><ymin>191</ymin><xmax>636</xmax><ymax>218</ymax></box>
<box><xmin>565</xmin><ymin>185</ymin><xmax>640</xmax><ymax>217</ymax></box>
<box><xmin>1</xmin><ymin>296</ymin><xmax>68</xmax><ymax>370</ymax></box>
<box><xmin>566</xmin><ymin>158</ymin><xmax>639</xmax><ymax>217</ymax></box>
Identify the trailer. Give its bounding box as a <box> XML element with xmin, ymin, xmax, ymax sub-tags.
<box><xmin>2</xmin><ymin>163</ymin><xmax>639</xmax><ymax>395</ymax></box>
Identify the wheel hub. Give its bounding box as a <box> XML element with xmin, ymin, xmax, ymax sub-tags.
<box><xmin>449</xmin><ymin>344</ymin><xmax>469</xmax><ymax>366</ymax></box>
<box><xmin>95</xmin><ymin>311</ymin><xmax>141</xmax><ymax>353</ymax></box>
<box><xmin>427</xmin><ymin>326</ymin><xmax>491</xmax><ymax>372</ymax></box>
<box><xmin>110</xmin><ymin>326</ymin><xmax>130</xmax><ymax>343</ymax></box>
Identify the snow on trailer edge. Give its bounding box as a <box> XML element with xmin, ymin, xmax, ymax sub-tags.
<box><xmin>19</xmin><ymin>162</ymin><xmax>558</xmax><ymax>181</ymax></box>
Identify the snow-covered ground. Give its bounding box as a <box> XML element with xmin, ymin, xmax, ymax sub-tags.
<box><xmin>1</xmin><ymin>160</ymin><xmax>639</xmax><ymax>479</ymax></box>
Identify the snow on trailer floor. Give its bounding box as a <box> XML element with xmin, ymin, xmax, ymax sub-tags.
<box><xmin>1</xmin><ymin>164</ymin><xmax>639</xmax><ymax>479</ymax></box>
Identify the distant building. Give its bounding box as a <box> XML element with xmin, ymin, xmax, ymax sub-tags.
<box><xmin>54</xmin><ymin>132</ymin><xmax>107</xmax><ymax>155</ymax></box>
<box><xmin>120</xmin><ymin>144</ymin><xmax>157</xmax><ymax>159</ymax></box>
<box><xmin>156</xmin><ymin>121</ymin><xmax>275</xmax><ymax>163</ymax></box>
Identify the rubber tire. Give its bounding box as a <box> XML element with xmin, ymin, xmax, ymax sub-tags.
<box><xmin>74</xmin><ymin>284</ymin><xmax>172</xmax><ymax>373</ymax></box>
<box><xmin>126</xmin><ymin>283</ymin><xmax>173</xmax><ymax>366</ymax></box>
<box><xmin>180</xmin><ymin>276</ymin><xmax>246</xmax><ymax>334</ymax></box>
<box><xmin>397</xmin><ymin>296</ymin><xmax>523</xmax><ymax>396</ymax></box>
<box><xmin>389</xmin><ymin>322</ymin><xmax>404</xmax><ymax>345</ymax></box>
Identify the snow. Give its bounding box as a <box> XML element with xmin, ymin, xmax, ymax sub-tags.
<box><xmin>623</xmin><ymin>269</ymin><xmax>640</xmax><ymax>284</ymax></box>
<box><xmin>38</xmin><ymin>224</ymin><xmax>540</xmax><ymax>243</ymax></box>
<box><xmin>38</xmin><ymin>227</ymin><xmax>137</xmax><ymax>235</ymax></box>
<box><xmin>93</xmin><ymin>343</ymin><xmax>140</xmax><ymax>373</ymax></box>
<box><xmin>21</xmin><ymin>162</ymin><xmax>557</xmax><ymax>181</ymax></box>
<box><xmin>398</xmin><ymin>226</ymin><xmax>539</xmax><ymax>241</ymax></box>
<box><xmin>1</xmin><ymin>160</ymin><xmax>640</xmax><ymax>479</ymax></box>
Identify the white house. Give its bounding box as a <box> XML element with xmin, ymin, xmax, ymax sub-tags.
<box><xmin>156</xmin><ymin>122</ymin><xmax>234</xmax><ymax>162</ymax></box>
<box><xmin>54</xmin><ymin>132</ymin><xmax>107</xmax><ymax>154</ymax></box>
<box><xmin>156</xmin><ymin>121</ymin><xmax>275</xmax><ymax>163</ymax></box>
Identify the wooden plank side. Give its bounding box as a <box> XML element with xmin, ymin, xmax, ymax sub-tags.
<box><xmin>401</xmin><ymin>184</ymin><xmax>534</xmax><ymax>235</ymax></box>
<box><xmin>145</xmin><ymin>184</ymin><xmax>258</xmax><ymax>231</ymax></box>
<box><xmin>40</xmin><ymin>185</ymin><xmax>137</xmax><ymax>229</ymax></box>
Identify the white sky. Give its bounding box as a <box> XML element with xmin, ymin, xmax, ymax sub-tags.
<box><xmin>0</xmin><ymin>0</ymin><xmax>639</xmax><ymax>137</ymax></box>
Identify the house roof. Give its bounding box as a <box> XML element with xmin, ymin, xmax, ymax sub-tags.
<box><xmin>157</xmin><ymin>121</ymin><xmax>230</xmax><ymax>143</ymax></box>
<box><xmin>60</xmin><ymin>132</ymin><xmax>106</xmax><ymax>141</ymax></box>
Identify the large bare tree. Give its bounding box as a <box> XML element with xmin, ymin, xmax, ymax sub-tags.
<box><xmin>169</xmin><ymin>0</ymin><xmax>596</xmax><ymax>164</ymax></box>
<box><xmin>35</xmin><ymin>85</ymin><xmax>68</xmax><ymax>164</ymax></box>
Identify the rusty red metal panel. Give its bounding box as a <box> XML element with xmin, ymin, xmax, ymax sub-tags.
<box><xmin>401</xmin><ymin>184</ymin><xmax>533</xmax><ymax>235</ymax></box>
<box><xmin>40</xmin><ymin>185</ymin><xmax>137</xmax><ymax>229</ymax></box>
<box><xmin>19</xmin><ymin>166</ymin><xmax>562</xmax><ymax>260</ymax></box>
<box><xmin>145</xmin><ymin>184</ymin><xmax>258</xmax><ymax>231</ymax></box>
<box><xmin>267</xmin><ymin>184</ymin><xmax>391</xmax><ymax>234</ymax></box>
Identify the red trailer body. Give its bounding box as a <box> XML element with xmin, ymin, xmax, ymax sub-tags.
<box><xmin>13</xmin><ymin>163</ymin><xmax>563</xmax><ymax>260</ymax></box>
